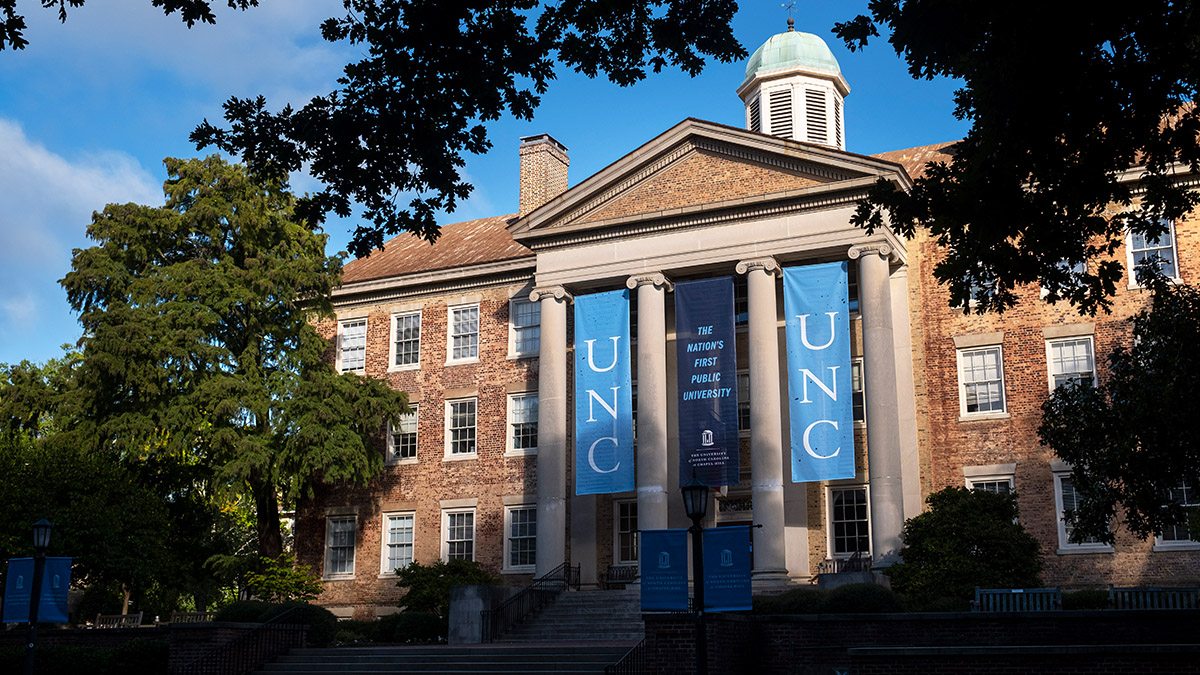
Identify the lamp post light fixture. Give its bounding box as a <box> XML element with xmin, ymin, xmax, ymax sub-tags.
<box><xmin>24</xmin><ymin>518</ymin><xmax>52</xmax><ymax>675</ymax></box>
<box><xmin>680</xmin><ymin>482</ymin><xmax>708</xmax><ymax>675</ymax></box>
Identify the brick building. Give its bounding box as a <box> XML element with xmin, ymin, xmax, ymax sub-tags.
<box><xmin>296</xmin><ymin>24</ymin><xmax>1200</xmax><ymax>618</ymax></box>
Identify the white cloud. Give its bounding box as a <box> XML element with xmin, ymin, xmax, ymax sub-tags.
<box><xmin>0</xmin><ymin>118</ymin><xmax>160</xmax><ymax>364</ymax></box>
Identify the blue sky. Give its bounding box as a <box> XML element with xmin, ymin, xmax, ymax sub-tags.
<box><xmin>0</xmin><ymin>1</ymin><xmax>967</xmax><ymax>365</ymax></box>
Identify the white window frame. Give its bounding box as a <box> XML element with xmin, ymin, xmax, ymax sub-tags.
<box><xmin>956</xmin><ymin>345</ymin><xmax>1007</xmax><ymax>419</ymax></box>
<box><xmin>505</xmin><ymin>393</ymin><xmax>539</xmax><ymax>457</ymax></box>
<box><xmin>441</xmin><ymin>508</ymin><xmax>476</xmax><ymax>562</ymax></box>
<box><xmin>1045</xmin><ymin>336</ymin><xmax>1097</xmax><ymax>393</ymax></box>
<box><xmin>447</xmin><ymin>303</ymin><xmax>480</xmax><ymax>364</ymax></box>
<box><xmin>1127</xmin><ymin>220</ymin><xmax>1181</xmax><ymax>289</ymax></box>
<box><xmin>388</xmin><ymin>310</ymin><xmax>421</xmax><ymax>372</ymax></box>
<box><xmin>444</xmin><ymin>397</ymin><xmax>478</xmax><ymax>460</ymax></box>
<box><xmin>1154</xmin><ymin>481</ymin><xmax>1200</xmax><ymax>551</ymax></box>
<box><xmin>965</xmin><ymin>475</ymin><xmax>1015</xmax><ymax>494</ymax></box>
<box><xmin>1053</xmin><ymin>472</ymin><xmax>1113</xmax><ymax>554</ymax></box>
<box><xmin>337</xmin><ymin>317</ymin><xmax>367</xmax><ymax>374</ymax></box>
<box><xmin>386</xmin><ymin>405</ymin><xmax>418</xmax><ymax>465</ymax></box>
<box><xmin>508</xmin><ymin>297</ymin><xmax>541</xmax><ymax>359</ymax></box>
<box><xmin>379</xmin><ymin>511</ymin><xmax>415</xmax><ymax>576</ymax></box>
<box><xmin>502</xmin><ymin>505</ymin><xmax>537</xmax><ymax>573</ymax></box>
<box><xmin>613</xmin><ymin>499</ymin><xmax>639</xmax><ymax>565</ymax></box>
<box><xmin>826</xmin><ymin>485</ymin><xmax>872</xmax><ymax>559</ymax></box>
<box><xmin>324</xmin><ymin>515</ymin><xmax>357</xmax><ymax>579</ymax></box>
<box><xmin>851</xmin><ymin>357</ymin><xmax>866</xmax><ymax>426</ymax></box>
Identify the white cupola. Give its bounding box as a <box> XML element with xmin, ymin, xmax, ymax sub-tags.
<box><xmin>738</xmin><ymin>18</ymin><xmax>850</xmax><ymax>150</ymax></box>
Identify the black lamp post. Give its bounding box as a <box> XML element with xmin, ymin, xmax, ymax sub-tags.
<box><xmin>680</xmin><ymin>483</ymin><xmax>708</xmax><ymax>675</ymax></box>
<box><xmin>24</xmin><ymin>518</ymin><xmax>52</xmax><ymax>675</ymax></box>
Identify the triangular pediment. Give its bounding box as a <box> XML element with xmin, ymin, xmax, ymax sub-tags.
<box><xmin>511</xmin><ymin>119</ymin><xmax>912</xmax><ymax>243</ymax></box>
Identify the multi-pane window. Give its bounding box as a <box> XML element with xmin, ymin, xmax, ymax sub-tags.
<box><xmin>737</xmin><ymin>372</ymin><xmax>751</xmax><ymax>432</ymax></box>
<box><xmin>388</xmin><ymin>406</ymin><xmax>418</xmax><ymax>462</ymax></box>
<box><xmin>1055</xmin><ymin>474</ymin><xmax>1110</xmax><ymax>549</ymax></box>
<box><xmin>446</xmin><ymin>398</ymin><xmax>477</xmax><ymax>456</ymax></box>
<box><xmin>510</xmin><ymin>299</ymin><xmax>541</xmax><ymax>357</ymax></box>
<box><xmin>1161</xmin><ymin>482</ymin><xmax>1199</xmax><ymax>544</ymax></box>
<box><xmin>393</xmin><ymin>312</ymin><xmax>420</xmax><ymax>368</ymax></box>
<box><xmin>957</xmin><ymin>346</ymin><xmax>1005</xmax><ymax>415</ymax></box>
<box><xmin>734</xmin><ymin>278</ymin><xmax>748</xmax><ymax>326</ymax></box>
<box><xmin>339</xmin><ymin>319</ymin><xmax>366</xmax><ymax>373</ymax></box>
<box><xmin>325</xmin><ymin>516</ymin><xmax>356</xmax><ymax>577</ymax></box>
<box><xmin>445</xmin><ymin>510</ymin><xmax>475</xmax><ymax>561</ymax></box>
<box><xmin>616</xmin><ymin>500</ymin><xmax>639</xmax><ymax>564</ymax></box>
<box><xmin>1047</xmin><ymin>337</ymin><xmax>1095</xmax><ymax>390</ymax></box>
<box><xmin>507</xmin><ymin>393</ymin><xmax>539</xmax><ymax>454</ymax></box>
<box><xmin>1129</xmin><ymin>221</ymin><xmax>1179</xmax><ymax>282</ymax></box>
<box><xmin>382</xmin><ymin>513</ymin><xmax>414</xmax><ymax>573</ymax></box>
<box><xmin>506</xmin><ymin>506</ymin><xmax>537</xmax><ymax>570</ymax></box>
<box><xmin>851</xmin><ymin>359</ymin><xmax>865</xmax><ymax>423</ymax></box>
<box><xmin>829</xmin><ymin>487</ymin><xmax>870</xmax><ymax>557</ymax></box>
<box><xmin>449</xmin><ymin>305</ymin><xmax>480</xmax><ymax>361</ymax></box>
<box><xmin>969</xmin><ymin>479</ymin><xmax>1014</xmax><ymax>494</ymax></box>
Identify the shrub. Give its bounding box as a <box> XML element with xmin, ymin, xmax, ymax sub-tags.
<box><xmin>823</xmin><ymin>583</ymin><xmax>902</xmax><ymax>613</ymax></box>
<box><xmin>213</xmin><ymin>599</ymin><xmax>274</xmax><ymax>622</ymax></box>
<box><xmin>886</xmin><ymin>487</ymin><xmax>1042</xmax><ymax>603</ymax></box>
<box><xmin>376</xmin><ymin>611</ymin><xmax>447</xmax><ymax>643</ymax></box>
<box><xmin>903</xmin><ymin>594</ymin><xmax>971</xmax><ymax>612</ymax></box>
<box><xmin>334</xmin><ymin>619</ymin><xmax>381</xmax><ymax>645</ymax></box>
<box><xmin>261</xmin><ymin>602</ymin><xmax>339</xmax><ymax>647</ymax></box>
<box><xmin>1063</xmin><ymin>589</ymin><xmax>1110</xmax><ymax>610</ymax></box>
<box><xmin>753</xmin><ymin>587</ymin><xmax>828</xmax><ymax>614</ymax></box>
<box><xmin>394</xmin><ymin>559</ymin><xmax>498</xmax><ymax>618</ymax></box>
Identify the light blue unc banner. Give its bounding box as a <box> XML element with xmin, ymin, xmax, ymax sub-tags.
<box><xmin>574</xmin><ymin>289</ymin><xmax>636</xmax><ymax>495</ymax></box>
<box><xmin>783</xmin><ymin>262</ymin><xmax>855</xmax><ymax>483</ymax></box>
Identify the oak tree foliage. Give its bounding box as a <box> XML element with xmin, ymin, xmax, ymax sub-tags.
<box><xmin>61</xmin><ymin>156</ymin><xmax>408</xmax><ymax>559</ymax></box>
<box><xmin>834</xmin><ymin>1</ymin><xmax>1200</xmax><ymax>315</ymax></box>
<box><xmin>1039</xmin><ymin>280</ymin><xmax>1200</xmax><ymax>544</ymax></box>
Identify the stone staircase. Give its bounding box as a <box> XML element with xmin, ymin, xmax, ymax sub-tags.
<box><xmin>253</xmin><ymin>643</ymin><xmax>633</xmax><ymax>674</ymax></box>
<box><xmin>497</xmin><ymin>588</ymin><xmax>644</xmax><ymax>643</ymax></box>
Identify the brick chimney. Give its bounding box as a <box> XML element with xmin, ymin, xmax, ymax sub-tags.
<box><xmin>518</xmin><ymin>134</ymin><xmax>569</xmax><ymax>217</ymax></box>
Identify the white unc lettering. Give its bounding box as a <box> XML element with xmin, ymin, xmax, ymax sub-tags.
<box><xmin>588</xmin><ymin>436</ymin><xmax>620</xmax><ymax>473</ymax></box>
<box><xmin>587</xmin><ymin>387</ymin><xmax>619</xmax><ymax>422</ymax></box>
<box><xmin>584</xmin><ymin>336</ymin><xmax>621</xmax><ymax>372</ymax></box>
<box><xmin>799</xmin><ymin>366</ymin><xmax>839</xmax><ymax>403</ymax></box>
<box><xmin>797</xmin><ymin>312</ymin><xmax>839</xmax><ymax>350</ymax></box>
<box><xmin>803</xmin><ymin>419</ymin><xmax>840</xmax><ymax>459</ymax></box>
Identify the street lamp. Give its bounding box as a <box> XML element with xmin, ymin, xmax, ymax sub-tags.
<box><xmin>24</xmin><ymin>518</ymin><xmax>52</xmax><ymax>675</ymax></box>
<box><xmin>680</xmin><ymin>483</ymin><xmax>708</xmax><ymax>675</ymax></box>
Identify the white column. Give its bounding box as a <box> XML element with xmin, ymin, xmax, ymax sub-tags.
<box><xmin>735</xmin><ymin>258</ymin><xmax>789</xmax><ymax>581</ymax></box>
<box><xmin>626</xmin><ymin>273</ymin><xmax>672</xmax><ymax>532</ymax></box>
<box><xmin>848</xmin><ymin>244</ymin><xmax>905</xmax><ymax>563</ymax></box>
<box><xmin>531</xmin><ymin>285</ymin><xmax>570</xmax><ymax>577</ymax></box>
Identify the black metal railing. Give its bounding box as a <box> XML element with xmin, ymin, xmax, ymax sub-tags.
<box><xmin>816</xmin><ymin>550</ymin><xmax>872</xmax><ymax>575</ymax></box>
<box><xmin>174</xmin><ymin>607</ymin><xmax>308</xmax><ymax>675</ymax></box>
<box><xmin>480</xmin><ymin>561</ymin><xmax>580</xmax><ymax>643</ymax></box>
<box><xmin>605</xmin><ymin>638</ymin><xmax>646</xmax><ymax>674</ymax></box>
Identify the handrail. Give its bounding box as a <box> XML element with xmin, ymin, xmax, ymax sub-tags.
<box><xmin>174</xmin><ymin>606</ymin><xmax>308</xmax><ymax>675</ymax></box>
<box><xmin>480</xmin><ymin>561</ymin><xmax>580</xmax><ymax>643</ymax></box>
<box><xmin>605</xmin><ymin>638</ymin><xmax>646</xmax><ymax>674</ymax></box>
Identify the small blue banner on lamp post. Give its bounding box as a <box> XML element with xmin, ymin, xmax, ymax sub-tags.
<box><xmin>639</xmin><ymin>529</ymin><xmax>689</xmax><ymax>611</ymax></box>
<box><xmin>3</xmin><ymin>557</ymin><xmax>72</xmax><ymax>624</ymax></box>
<box><xmin>702</xmin><ymin>526</ymin><xmax>752</xmax><ymax>612</ymax></box>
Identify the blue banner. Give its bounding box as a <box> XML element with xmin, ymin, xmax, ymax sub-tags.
<box><xmin>3</xmin><ymin>557</ymin><xmax>72</xmax><ymax>624</ymax></box>
<box><xmin>640</xmin><ymin>529</ymin><xmax>689</xmax><ymax>611</ymax></box>
<box><xmin>703</xmin><ymin>526</ymin><xmax>752</xmax><ymax>612</ymax></box>
<box><xmin>784</xmin><ymin>262</ymin><xmax>855</xmax><ymax>482</ymax></box>
<box><xmin>574</xmin><ymin>289</ymin><xmax>636</xmax><ymax>495</ymax></box>
<box><xmin>675</xmin><ymin>277</ymin><xmax>740</xmax><ymax>487</ymax></box>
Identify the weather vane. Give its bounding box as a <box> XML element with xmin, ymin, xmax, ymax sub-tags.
<box><xmin>781</xmin><ymin>1</ymin><xmax>797</xmax><ymax>30</ymax></box>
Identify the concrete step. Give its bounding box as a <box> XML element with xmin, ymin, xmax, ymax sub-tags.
<box><xmin>254</xmin><ymin>644</ymin><xmax>634</xmax><ymax>675</ymax></box>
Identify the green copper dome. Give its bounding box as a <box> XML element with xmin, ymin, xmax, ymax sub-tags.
<box><xmin>744</xmin><ymin>26</ymin><xmax>842</xmax><ymax>81</ymax></box>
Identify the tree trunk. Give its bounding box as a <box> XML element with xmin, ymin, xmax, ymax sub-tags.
<box><xmin>121</xmin><ymin>586</ymin><xmax>131</xmax><ymax>615</ymax></box>
<box><xmin>250</xmin><ymin>473</ymin><xmax>284</xmax><ymax>559</ymax></box>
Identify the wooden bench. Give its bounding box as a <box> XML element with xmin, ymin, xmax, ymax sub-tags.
<box><xmin>94</xmin><ymin>611</ymin><xmax>143</xmax><ymax>628</ymax></box>
<box><xmin>973</xmin><ymin>588</ymin><xmax>1062</xmax><ymax>612</ymax></box>
<box><xmin>601</xmin><ymin>564</ymin><xmax>639</xmax><ymax>589</ymax></box>
<box><xmin>167</xmin><ymin>610</ymin><xmax>215</xmax><ymax>623</ymax></box>
<box><xmin>1109</xmin><ymin>587</ymin><xmax>1200</xmax><ymax>610</ymax></box>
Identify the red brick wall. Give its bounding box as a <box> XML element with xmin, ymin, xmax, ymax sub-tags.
<box><xmin>908</xmin><ymin>210</ymin><xmax>1200</xmax><ymax>587</ymax></box>
<box><xmin>302</xmin><ymin>282</ymin><xmax>539</xmax><ymax>618</ymax></box>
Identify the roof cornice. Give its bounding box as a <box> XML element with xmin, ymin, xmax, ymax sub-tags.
<box><xmin>332</xmin><ymin>256</ymin><xmax>536</xmax><ymax>308</ymax></box>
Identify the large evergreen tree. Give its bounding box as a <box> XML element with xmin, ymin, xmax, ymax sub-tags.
<box><xmin>62</xmin><ymin>156</ymin><xmax>407</xmax><ymax>558</ymax></box>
